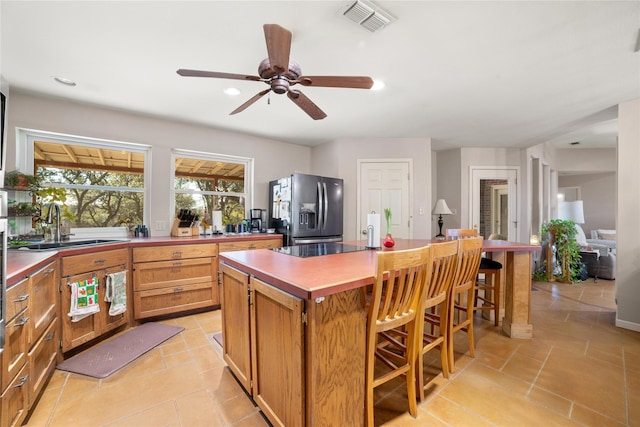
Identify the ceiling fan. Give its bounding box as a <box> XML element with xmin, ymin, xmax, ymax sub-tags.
<box><xmin>177</xmin><ymin>24</ymin><xmax>374</xmax><ymax>120</ymax></box>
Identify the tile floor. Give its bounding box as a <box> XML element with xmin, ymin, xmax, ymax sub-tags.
<box><xmin>24</xmin><ymin>278</ymin><xmax>639</xmax><ymax>426</ymax></box>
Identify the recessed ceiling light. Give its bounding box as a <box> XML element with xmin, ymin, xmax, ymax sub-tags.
<box><xmin>53</xmin><ymin>76</ymin><xmax>76</xmax><ymax>86</ymax></box>
<box><xmin>224</xmin><ymin>87</ymin><xmax>241</xmax><ymax>96</ymax></box>
<box><xmin>371</xmin><ymin>80</ymin><xmax>385</xmax><ymax>91</ymax></box>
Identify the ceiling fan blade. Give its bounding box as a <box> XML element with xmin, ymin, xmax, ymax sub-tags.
<box><xmin>287</xmin><ymin>90</ymin><xmax>327</xmax><ymax>120</ymax></box>
<box><xmin>263</xmin><ymin>24</ymin><xmax>292</xmax><ymax>74</ymax></box>
<box><xmin>296</xmin><ymin>75</ymin><xmax>374</xmax><ymax>89</ymax></box>
<box><xmin>177</xmin><ymin>69</ymin><xmax>261</xmax><ymax>82</ymax></box>
<box><xmin>230</xmin><ymin>89</ymin><xmax>271</xmax><ymax>115</ymax></box>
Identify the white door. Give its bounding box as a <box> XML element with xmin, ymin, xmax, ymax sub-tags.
<box><xmin>357</xmin><ymin>160</ymin><xmax>411</xmax><ymax>243</ymax></box>
<box><xmin>470</xmin><ymin>168</ymin><xmax>518</xmax><ymax>240</ymax></box>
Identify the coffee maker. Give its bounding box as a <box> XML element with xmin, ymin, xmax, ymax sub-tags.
<box><xmin>250</xmin><ymin>209</ymin><xmax>264</xmax><ymax>232</ymax></box>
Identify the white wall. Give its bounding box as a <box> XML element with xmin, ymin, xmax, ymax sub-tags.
<box><xmin>558</xmin><ymin>172</ymin><xmax>616</xmax><ymax>232</ymax></box>
<box><xmin>312</xmin><ymin>138</ymin><xmax>432</xmax><ymax>242</ymax></box>
<box><xmin>6</xmin><ymin>90</ymin><xmax>311</xmax><ymax>235</ymax></box>
<box><xmin>616</xmin><ymin>98</ymin><xmax>640</xmax><ymax>331</ymax></box>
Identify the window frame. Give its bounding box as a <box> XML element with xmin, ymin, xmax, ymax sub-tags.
<box><xmin>16</xmin><ymin>127</ymin><xmax>152</xmax><ymax>231</ymax></box>
<box><xmin>171</xmin><ymin>148</ymin><xmax>254</xmax><ymax>222</ymax></box>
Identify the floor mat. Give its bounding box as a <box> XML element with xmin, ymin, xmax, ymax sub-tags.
<box><xmin>57</xmin><ymin>322</ymin><xmax>184</xmax><ymax>378</ymax></box>
<box><xmin>213</xmin><ymin>331</ymin><xmax>223</xmax><ymax>347</ymax></box>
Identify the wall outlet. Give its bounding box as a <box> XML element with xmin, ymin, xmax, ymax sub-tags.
<box><xmin>155</xmin><ymin>220</ymin><xmax>167</xmax><ymax>231</ymax></box>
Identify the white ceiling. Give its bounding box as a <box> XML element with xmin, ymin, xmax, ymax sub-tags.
<box><xmin>1</xmin><ymin>1</ymin><xmax>638</xmax><ymax>150</ymax></box>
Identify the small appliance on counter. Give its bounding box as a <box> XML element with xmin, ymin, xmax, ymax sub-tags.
<box><xmin>250</xmin><ymin>208</ymin><xmax>265</xmax><ymax>233</ymax></box>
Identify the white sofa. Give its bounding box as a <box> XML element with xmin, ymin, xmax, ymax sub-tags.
<box><xmin>587</xmin><ymin>229</ymin><xmax>616</xmax><ymax>254</ymax></box>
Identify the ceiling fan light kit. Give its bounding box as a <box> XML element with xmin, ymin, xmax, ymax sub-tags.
<box><xmin>177</xmin><ymin>24</ymin><xmax>374</xmax><ymax>120</ymax></box>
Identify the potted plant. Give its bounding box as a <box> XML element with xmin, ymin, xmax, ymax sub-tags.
<box><xmin>4</xmin><ymin>170</ymin><xmax>39</xmax><ymax>191</ymax></box>
<box><xmin>541</xmin><ymin>219</ymin><xmax>582</xmax><ymax>283</ymax></box>
<box><xmin>383</xmin><ymin>208</ymin><xmax>395</xmax><ymax>247</ymax></box>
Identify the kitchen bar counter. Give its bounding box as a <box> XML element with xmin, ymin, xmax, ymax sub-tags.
<box><xmin>219</xmin><ymin>238</ymin><xmax>540</xmax><ymax>425</ymax></box>
<box><xmin>220</xmin><ymin>238</ymin><xmax>540</xmax><ymax>339</ymax></box>
<box><xmin>6</xmin><ymin>233</ymin><xmax>282</xmax><ymax>285</ymax></box>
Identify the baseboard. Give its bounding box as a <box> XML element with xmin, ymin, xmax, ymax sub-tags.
<box><xmin>615</xmin><ymin>317</ymin><xmax>640</xmax><ymax>332</ymax></box>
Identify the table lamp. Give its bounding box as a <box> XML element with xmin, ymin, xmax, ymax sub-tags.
<box><xmin>432</xmin><ymin>199</ymin><xmax>453</xmax><ymax>239</ymax></box>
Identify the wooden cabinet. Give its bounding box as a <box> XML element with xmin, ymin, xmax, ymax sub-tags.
<box><xmin>2</xmin><ymin>260</ymin><xmax>60</xmax><ymax>427</ymax></box>
<box><xmin>60</xmin><ymin>249</ymin><xmax>129</xmax><ymax>352</ymax></box>
<box><xmin>26</xmin><ymin>260</ymin><xmax>59</xmax><ymax>407</ymax></box>
<box><xmin>218</xmin><ymin>238</ymin><xmax>282</xmax><ymax>253</ymax></box>
<box><xmin>132</xmin><ymin>244</ymin><xmax>218</xmax><ymax>319</ymax></box>
<box><xmin>220</xmin><ymin>264</ymin><xmax>304</xmax><ymax>427</ymax></box>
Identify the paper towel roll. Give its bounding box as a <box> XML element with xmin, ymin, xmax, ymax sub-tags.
<box><xmin>366</xmin><ymin>213</ymin><xmax>381</xmax><ymax>248</ymax></box>
<box><xmin>212</xmin><ymin>211</ymin><xmax>223</xmax><ymax>233</ymax></box>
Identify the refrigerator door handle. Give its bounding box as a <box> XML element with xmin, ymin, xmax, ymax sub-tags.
<box><xmin>317</xmin><ymin>181</ymin><xmax>323</xmax><ymax>230</ymax></box>
<box><xmin>322</xmin><ymin>182</ymin><xmax>328</xmax><ymax>230</ymax></box>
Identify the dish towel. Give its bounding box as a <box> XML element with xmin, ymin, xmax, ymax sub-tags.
<box><xmin>68</xmin><ymin>277</ymin><xmax>100</xmax><ymax>322</ymax></box>
<box><xmin>105</xmin><ymin>270</ymin><xmax>127</xmax><ymax>316</ymax></box>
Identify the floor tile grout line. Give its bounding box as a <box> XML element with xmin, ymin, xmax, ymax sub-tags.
<box><xmin>525</xmin><ymin>346</ymin><xmax>552</xmax><ymax>398</ymax></box>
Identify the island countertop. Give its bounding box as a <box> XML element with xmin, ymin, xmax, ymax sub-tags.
<box><xmin>219</xmin><ymin>238</ymin><xmax>541</xmax><ymax>301</ymax></box>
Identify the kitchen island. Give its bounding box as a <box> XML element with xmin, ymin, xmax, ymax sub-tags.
<box><xmin>219</xmin><ymin>238</ymin><xmax>540</xmax><ymax>426</ymax></box>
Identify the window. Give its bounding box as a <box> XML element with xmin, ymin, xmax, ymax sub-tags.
<box><xmin>173</xmin><ymin>150</ymin><xmax>252</xmax><ymax>230</ymax></box>
<box><xmin>16</xmin><ymin>128</ymin><xmax>150</xmax><ymax>237</ymax></box>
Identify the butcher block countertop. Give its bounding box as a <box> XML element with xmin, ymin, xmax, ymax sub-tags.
<box><xmin>219</xmin><ymin>238</ymin><xmax>542</xmax><ymax>300</ymax></box>
<box><xmin>6</xmin><ymin>234</ymin><xmax>282</xmax><ymax>286</ymax></box>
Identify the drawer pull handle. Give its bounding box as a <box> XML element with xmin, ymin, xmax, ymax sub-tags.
<box><xmin>45</xmin><ymin>268</ymin><xmax>55</xmax><ymax>275</ymax></box>
<box><xmin>94</xmin><ymin>259</ymin><xmax>107</xmax><ymax>264</ymax></box>
<box><xmin>15</xmin><ymin>317</ymin><xmax>30</xmax><ymax>327</ymax></box>
<box><xmin>172</xmin><ymin>251</ymin><xmax>183</xmax><ymax>257</ymax></box>
<box><xmin>173</xmin><ymin>287</ymin><xmax>183</xmax><ymax>292</ymax></box>
<box><xmin>14</xmin><ymin>375</ymin><xmax>29</xmax><ymax>388</ymax></box>
<box><xmin>45</xmin><ymin>332</ymin><xmax>55</xmax><ymax>341</ymax></box>
<box><xmin>248</xmin><ymin>245</ymin><xmax>256</xmax><ymax>249</ymax></box>
<box><xmin>15</xmin><ymin>294</ymin><xmax>30</xmax><ymax>302</ymax></box>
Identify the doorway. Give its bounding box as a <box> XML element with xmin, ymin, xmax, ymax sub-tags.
<box><xmin>357</xmin><ymin>160</ymin><xmax>412</xmax><ymax>241</ymax></box>
<box><xmin>470</xmin><ymin>167</ymin><xmax>518</xmax><ymax>240</ymax></box>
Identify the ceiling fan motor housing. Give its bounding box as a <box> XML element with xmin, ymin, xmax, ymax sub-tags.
<box><xmin>258</xmin><ymin>58</ymin><xmax>301</xmax><ymax>93</ymax></box>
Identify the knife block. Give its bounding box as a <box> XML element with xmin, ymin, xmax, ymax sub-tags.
<box><xmin>171</xmin><ymin>218</ymin><xmax>192</xmax><ymax>237</ymax></box>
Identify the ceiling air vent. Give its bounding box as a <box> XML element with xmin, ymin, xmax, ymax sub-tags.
<box><xmin>342</xmin><ymin>0</ymin><xmax>394</xmax><ymax>33</ymax></box>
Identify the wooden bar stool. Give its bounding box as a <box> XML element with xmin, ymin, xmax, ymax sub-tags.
<box><xmin>364</xmin><ymin>245</ymin><xmax>433</xmax><ymax>427</ymax></box>
<box><xmin>446</xmin><ymin>229</ymin><xmax>503</xmax><ymax>326</ymax></box>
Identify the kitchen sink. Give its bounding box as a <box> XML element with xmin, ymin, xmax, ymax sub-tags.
<box><xmin>8</xmin><ymin>239</ymin><xmax>128</xmax><ymax>251</ymax></box>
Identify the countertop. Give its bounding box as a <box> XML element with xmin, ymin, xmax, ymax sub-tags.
<box><xmin>6</xmin><ymin>233</ymin><xmax>282</xmax><ymax>286</ymax></box>
<box><xmin>219</xmin><ymin>238</ymin><xmax>541</xmax><ymax>300</ymax></box>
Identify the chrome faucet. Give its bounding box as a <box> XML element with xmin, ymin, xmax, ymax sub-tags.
<box><xmin>45</xmin><ymin>202</ymin><xmax>72</xmax><ymax>242</ymax></box>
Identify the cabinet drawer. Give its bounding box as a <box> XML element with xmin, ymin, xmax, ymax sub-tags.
<box><xmin>133</xmin><ymin>244</ymin><xmax>217</xmax><ymax>262</ymax></box>
<box><xmin>5</xmin><ymin>279</ymin><xmax>29</xmax><ymax>323</ymax></box>
<box><xmin>133</xmin><ymin>257</ymin><xmax>216</xmax><ymax>291</ymax></box>
<box><xmin>0</xmin><ymin>362</ymin><xmax>29</xmax><ymax>427</ymax></box>
<box><xmin>29</xmin><ymin>261</ymin><xmax>59</xmax><ymax>348</ymax></box>
<box><xmin>219</xmin><ymin>238</ymin><xmax>282</xmax><ymax>252</ymax></box>
<box><xmin>61</xmin><ymin>248</ymin><xmax>129</xmax><ymax>277</ymax></box>
<box><xmin>1</xmin><ymin>310</ymin><xmax>29</xmax><ymax>391</ymax></box>
<box><xmin>28</xmin><ymin>318</ymin><xmax>59</xmax><ymax>406</ymax></box>
<box><xmin>134</xmin><ymin>282</ymin><xmax>217</xmax><ymax>319</ymax></box>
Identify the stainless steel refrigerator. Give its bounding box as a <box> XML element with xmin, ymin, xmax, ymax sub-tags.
<box><xmin>269</xmin><ymin>173</ymin><xmax>343</xmax><ymax>245</ymax></box>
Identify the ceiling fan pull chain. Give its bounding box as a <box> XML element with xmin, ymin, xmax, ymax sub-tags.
<box><xmin>268</xmin><ymin>92</ymin><xmax>271</xmax><ymax>105</ymax></box>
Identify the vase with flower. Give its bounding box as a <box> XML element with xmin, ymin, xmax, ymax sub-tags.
<box><xmin>383</xmin><ymin>208</ymin><xmax>395</xmax><ymax>248</ymax></box>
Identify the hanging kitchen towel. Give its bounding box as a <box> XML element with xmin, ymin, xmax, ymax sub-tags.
<box><xmin>105</xmin><ymin>270</ymin><xmax>127</xmax><ymax>316</ymax></box>
<box><xmin>68</xmin><ymin>277</ymin><xmax>100</xmax><ymax>322</ymax></box>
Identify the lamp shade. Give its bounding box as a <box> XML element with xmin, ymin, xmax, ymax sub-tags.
<box><xmin>432</xmin><ymin>199</ymin><xmax>453</xmax><ymax>215</ymax></box>
<box><xmin>557</xmin><ymin>200</ymin><xmax>585</xmax><ymax>224</ymax></box>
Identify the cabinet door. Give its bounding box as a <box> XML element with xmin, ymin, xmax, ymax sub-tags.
<box><xmin>60</xmin><ymin>271</ymin><xmax>103</xmax><ymax>352</ymax></box>
<box><xmin>220</xmin><ymin>264</ymin><xmax>252</xmax><ymax>392</ymax></box>
<box><xmin>0</xmin><ymin>363</ymin><xmax>29</xmax><ymax>427</ymax></box>
<box><xmin>1</xmin><ymin>311</ymin><xmax>29</xmax><ymax>392</ymax></box>
<box><xmin>28</xmin><ymin>318</ymin><xmax>58</xmax><ymax>408</ymax></box>
<box><xmin>28</xmin><ymin>261</ymin><xmax>59</xmax><ymax>348</ymax></box>
<box><xmin>250</xmin><ymin>277</ymin><xmax>304</xmax><ymax>427</ymax></box>
<box><xmin>101</xmin><ymin>266</ymin><xmax>129</xmax><ymax>333</ymax></box>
